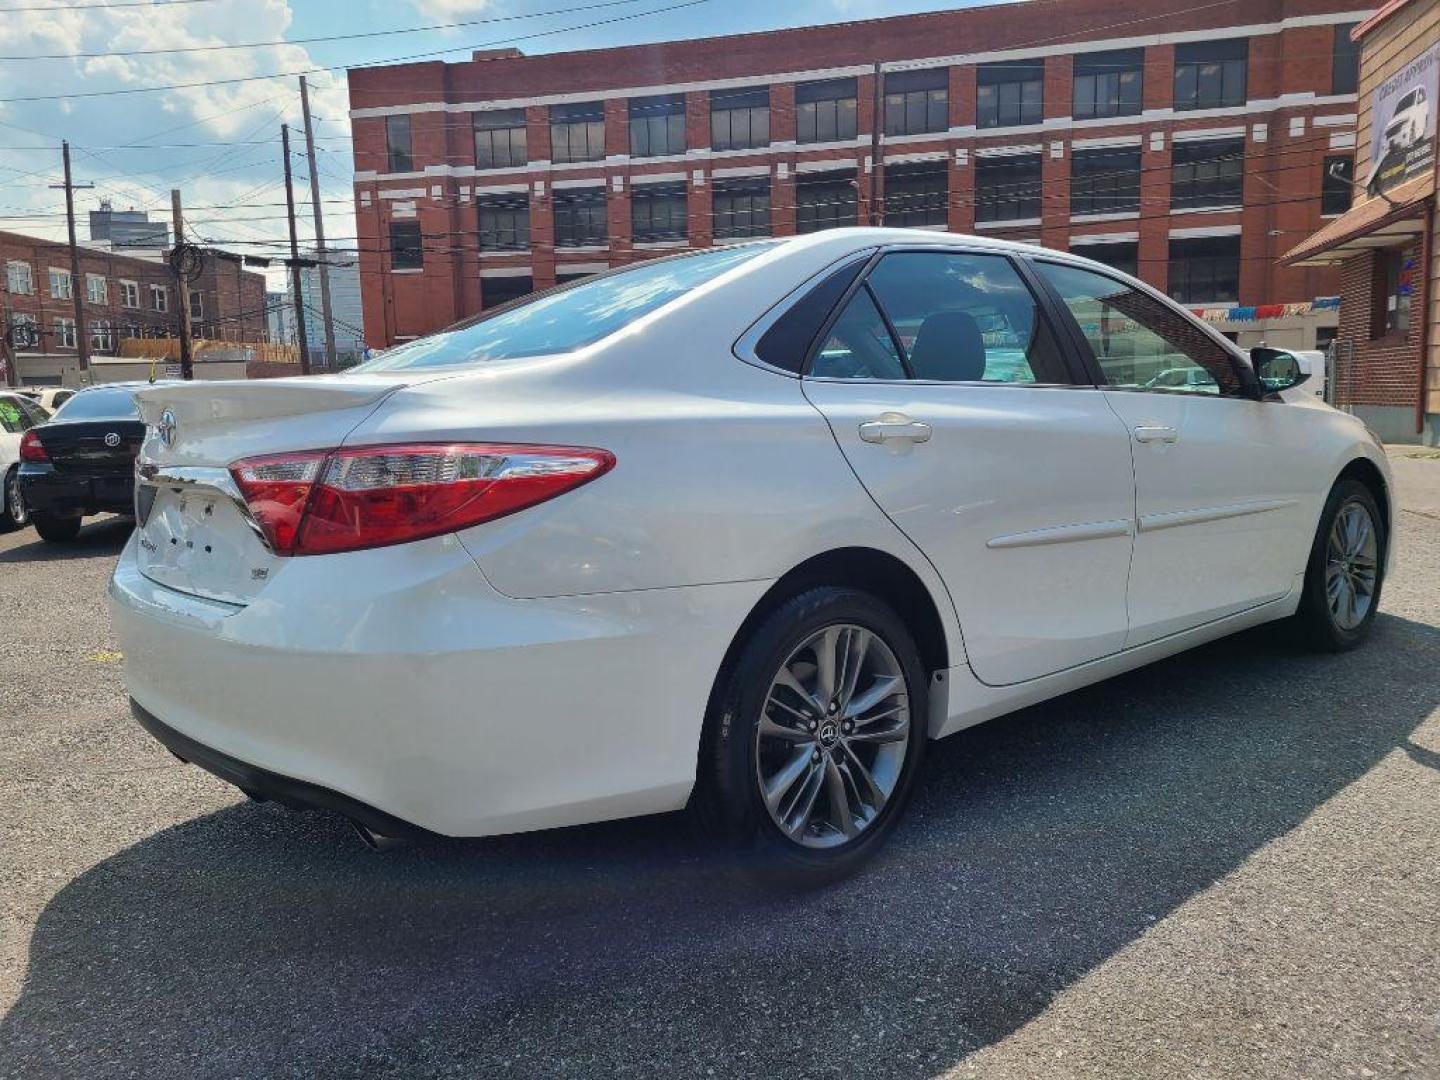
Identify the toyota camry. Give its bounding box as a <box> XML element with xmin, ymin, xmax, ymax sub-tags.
<box><xmin>110</xmin><ymin>229</ymin><xmax>1393</xmax><ymax>883</ymax></box>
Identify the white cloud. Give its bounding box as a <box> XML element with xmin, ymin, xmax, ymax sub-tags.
<box><xmin>408</xmin><ymin>0</ymin><xmax>494</xmax><ymax>20</ymax></box>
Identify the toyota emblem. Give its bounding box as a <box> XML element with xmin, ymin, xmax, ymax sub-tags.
<box><xmin>103</xmin><ymin>432</ymin><xmax>121</xmax><ymax>448</ymax></box>
<box><xmin>158</xmin><ymin>409</ymin><xmax>177</xmax><ymax>449</ymax></box>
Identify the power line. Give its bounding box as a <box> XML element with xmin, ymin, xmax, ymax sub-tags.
<box><xmin>0</xmin><ymin>0</ymin><xmax>214</xmax><ymax>10</ymax></box>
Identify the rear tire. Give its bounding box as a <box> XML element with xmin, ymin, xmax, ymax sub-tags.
<box><xmin>1</xmin><ymin>468</ymin><xmax>26</xmax><ymax>531</ymax></box>
<box><xmin>1294</xmin><ymin>478</ymin><xmax>1385</xmax><ymax>652</ymax></box>
<box><xmin>32</xmin><ymin>513</ymin><xmax>82</xmax><ymax>543</ymax></box>
<box><xmin>693</xmin><ymin>586</ymin><xmax>929</xmax><ymax>887</ymax></box>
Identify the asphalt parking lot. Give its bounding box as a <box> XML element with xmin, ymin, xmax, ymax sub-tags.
<box><xmin>2</xmin><ymin>453</ymin><xmax>1438</xmax><ymax>1079</ymax></box>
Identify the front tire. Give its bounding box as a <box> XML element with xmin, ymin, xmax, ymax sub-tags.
<box><xmin>1</xmin><ymin>468</ymin><xmax>27</xmax><ymax>531</ymax></box>
<box><xmin>32</xmin><ymin>512</ymin><xmax>82</xmax><ymax>543</ymax></box>
<box><xmin>694</xmin><ymin>586</ymin><xmax>929</xmax><ymax>886</ymax></box>
<box><xmin>1295</xmin><ymin>478</ymin><xmax>1385</xmax><ymax>651</ymax></box>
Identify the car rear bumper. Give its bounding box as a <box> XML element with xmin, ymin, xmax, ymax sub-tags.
<box><xmin>109</xmin><ymin>531</ymin><xmax>768</xmax><ymax>837</ymax></box>
<box><xmin>19</xmin><ymin>464</ymin><xmax>134</xmax><ymax>517</ymax></box>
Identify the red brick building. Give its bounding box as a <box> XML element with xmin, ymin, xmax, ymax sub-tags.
<box><xmin>1</xmin><ymin>230</ymin><xmax>269</xmax><ymax>386</ymax></box>
<box><xmin>348</xmin><ymin>0</ymin><xmax>1370</xmax><ymax>349</ymax></box>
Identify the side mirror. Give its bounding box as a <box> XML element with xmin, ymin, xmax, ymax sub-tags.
<box><xmin>1251</xmin><ymin>347</ymin><xmax>1312</xmax><ymax>394</ymax></box>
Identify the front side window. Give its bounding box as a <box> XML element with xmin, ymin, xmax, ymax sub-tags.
<box><xmin>1322</xmin><ymin>155</ymin><xmax>1353</xmax><ymax>215</ymax></box>
<box><xmin>1332</xmin><ymin>24</ymin><xmax>1360</xmax><ymax>95</ymax></box>
<box><xmin>1070</xmin><ymin>146</ymin><xmax>1140</xmax><ymax>215</ymax></box>
<box><xmin>884</xmin><ymin>161</ymin><xmax>947</xmax><ymax>227</ymax></box>
<box><xmin>796</xmin><ymin>78</ymin><xmax>857</xmax><ymax>144</ymax></box>
<box><xmin>629</xmin><ymin>94</ymin><xmax>686</xmax><ymax>158</ymax></box>
<box><xmin>710</xmin><ymin>87</ymin><xmax>769</xmax><ymax>151</ymax></box>
<box><xmin>553</xmin><ymin>189</ymin><xmax>608</xmax><ymax>247</ymax></box>
<box><xmin>478</xmin><ymin>196</ymin><xmax>530</xmax><ymax>251</ymax></box>
<box><xmin>1170</xmin><ymin>138</ymin><xmax>1244</xmax><ymax>210</ymax></box>
<box><xmin>1167</xmin><ymin>235</ymin><xmax>1240</xmax><ymax>304</ymax></box>
<box><xmin>1174</xmin><ymin>39</ymin><xmax>1248</xmax><ymax>110</ymax></box>
<box><xmin>475</xmin><ymin>108</ymin><xmax>528</xmax><ymax>169</ymax></box>
<box><xmin>977</xmin><ymin>61</ymin><xmax>1044</xmax><ymax>128</ymax></box>
<box><xmin>630</xmin><ymin>183</ymin><xmax>687</xmax><ymax>242</ymax></box>
<box><xmin>812</xmin><ymin>251</ymin><xmax>1066</xmax><ymax>384</ymax></box>
<box><xmin>550</xmin><ymin>102</ymin><xmax>606</xmax><ymax>164</ymax></box>
<box><xmin>1073</xmin><ymin>49</ymin><xmax>1142</xmax><ymax>120</ymax></box>
<box><xmin>712</xmin><ymin>178</ymin><xmax>770</xmax><ymax>240</ymax></box>
<box><xmin>390</xmin><ymin>220</ymin><xmax>423</xmax><ymax>270</ymax></box>
<box><xmin>385</xmin><ymin>114</ymin><xmax>412</xmax><ymax>173</ymax></box>
<box><xmin>6</xmin><ymin>260</ymin><xmax>33</xmax><ymax>295</ymax></box>
<box><xmin>355</xmin><ymin>244</ymin><xmax>768</xmax><ymax>371</ymax></box>
<box><xmin>795</xmin><ymin>170</ymin><xmax>857</xmax><ymax>233</ymax></box>
<box><xmin>49</xmin><ymin>268</ymin><xmax>72</xmax><ymax>299</ymax></box>
<box><xmin>884</xmin><ymin>69</ymin><xmax>948</xmax><ymax>136</ymax></box>
<box><xmin>1036</xmin><ymin>260</ymin><xmax>1241</xmax><ymax>395</ymax></box>
<box><xmin>975</xmin><ymin>154</ymin><xmax>1042</xmax><ymax>223</ymax></box>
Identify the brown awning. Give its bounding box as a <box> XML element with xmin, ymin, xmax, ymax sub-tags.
<box><xmin>1283</xmin><ymin>174</ymin><xmax>1433</xmax><ymax>267</ymax></box>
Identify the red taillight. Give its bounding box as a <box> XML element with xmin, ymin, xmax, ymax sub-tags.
<box><xmin>229</xmin><ymin>443</ymin><xmax>614</xmax><ymax>556</ymax></box>
<box><xmin>19</xmin><ymin>429</ymin><xmax>48</xmax><ymax>463</ymax></box>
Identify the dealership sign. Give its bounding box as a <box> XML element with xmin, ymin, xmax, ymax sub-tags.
<box><xmin>1367</xmin><ymin>41</ymin><xmax>1438</xmax><ymax>194</ymax></box>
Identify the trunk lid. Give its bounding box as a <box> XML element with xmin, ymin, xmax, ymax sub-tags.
<box><xmin>130</xmin><ymin>373</ymin><xmax>437</xmax><ymax>604</ymax></box>
<box><xmin>38</xmin><ymin>419</ymin><xmax>146</xmax><ymax>474</ymax></box>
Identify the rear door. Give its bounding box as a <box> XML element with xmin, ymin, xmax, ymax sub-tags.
<box><xmin>1032</xmin><ymin>260</ymin><xmax>1316</xmax><ymax>645</ymax></box>
<box><xmin>800</xmin><ymin>248</ymin><xmax>1137</xmax><ymax>687</ymax></box>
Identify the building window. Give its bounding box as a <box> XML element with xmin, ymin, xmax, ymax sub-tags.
<box><xmin>1070</xmin><ymin>146</ymin><xmax>1141</xmax><ymax>215</ymax></box>
<box><xmin>89</xmin><ymin>319</ymin><xmax>113</xmax><ymax>351</ymax></box>
<box><xmin>795</xmin><ymin>170</ymin><xmax>857</xmax><ymax>233</ymax></box>
<box><xmin>85</xmin><ymin>273</ymin><xmax>106</xmax><ymax>305</ymax></box>
<box><xmin>6</xmin><ymin>260</ymin><xmax>33</xmax><ymax>295</ymax></box>
<box><xmin>884</xmin><ymin>69</ymin><xmax>948</xmax><ymax>136</ymax></box>
<box><xmin>54</xmin><ymin>317</ymin><xmax>76</xmax><ymax>349</ymax></box>
<box><xmin>480</xmin><ymin>275</ymin><xmax>532</xmax><ymax>310</ymax></box>
<box><xmin>550</xmin><ymin>101</ymin><xmax>606</xmax><ymax>164</ymax></box>
<box><xmin>975</xmin><ymin>153</ymin><xmax>1042</xmax><ymax>222</ymax></box>
<box><xmin>1174</xmin><ymin>39</ymin><xmax>1247</xmax><ymax>111</ymax></box>
<box><xmin>385</xmin><ymin>114</ymin><xmax>412</xmax><ymax>173</ymax></box>
<box><xmin>710</xmin><ymin>87</ymin><xmax>769</xmax><ymax>151</ymax></box>
<box><xmin>478</xmin><ymin>196</ymin><xmax>530</xmax><ymax>251</ymax></box>
<box><xmin>629</xmin><ymin>93</ymin><xmax>686</xmax><ymax>158</ymax></box>
<box><xmin>389</xmin><ymin>220</ymin><xmax>423</xmax><ymax>270</ymax></box>
<box><xmin>149</xmin><ymin>284</ymin><xmax>168</xmax><ymax>312</ymax></box>
<box><xmin>712</xmin><ymin>177</ymin><xmax>770</xmax><ymax>239</ymax></box>
<box><xmin>48</xmin><ymin>268</ymin><xmax>72</xmax><ymax>299</ymax></box>
<box><xmin>1073</xmin><ymin>49</ymin><xmax>1142</xmax><ymax>120</ymax></box>
<box><xmin>1332</xmin><ymin>24</ymin><xmax>1360</xmax><ymax>95</ymax></box>
<box><xmin>1170</xmin><ymin>138</ymin><xmax>1244</xmax><ymax>210</ymax></box>
<box><xmin>188</xmin><ymin>289</ymin><xmax>203</xmax><ymax>321</ymax></box>
<box><xmin>630</xmin><ymin>182</ymin><xmax>687</xmax><ymax>242</ymax></box>
<box><xmin>977</xmin><ymin>61</ymin><xmax>1044</xmax><ymax>128</ymax></box>
<box><xmin>474</xmin><ymin>108</ymin><xmax>527</xmax><ymax>169</ymax></box>
<box><xmin>1376</xmin><ymin>248</ymin><xmax>1414</xmax><ymax>337</ymax></box>
<box><xmin>884</xmin><ymin>161</ymin><xmax>948</xmax><ymax>227</ymax></box>
<box><xmin>1167</xmin><ymin>235</ymin><xmax>1240</xmax><ymax>303</ymax></box>
<box><xmin>10</xmin><ymin>312</ymin><xmax>37</xmax><ymax>348</ymax></box>
<box><xmin>119</xmin><ymin>280</ymin><xmax>139</xmax><ymax>308</ymax></box>
<box><xmin>1072</xmin><ymin>240</ymin><xmax>1138</xmax><ymax>278</ymax></box>
<box><xmin>1322</xmin><ymin>155</ymin><xmax>1353</xmax><ymax>215</ymax></box>
<box><xmin>795</xmin><ymin>78</ymin><xmax>857</xmax><ymax>144</ymax></box>
<box><xmin>553</xmin><ymin>188</ymin><xmax>608</xmax><ymax>247</ymax></box>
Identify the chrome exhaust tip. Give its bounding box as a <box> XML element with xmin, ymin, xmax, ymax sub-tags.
<box><xmin>349</xmin><ymin>819</ymin><xmax>402</xmax><ymax>852</ymax></box>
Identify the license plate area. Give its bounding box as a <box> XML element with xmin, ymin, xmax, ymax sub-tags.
<box><xmin>135</xmin><ymin>478</ymin><xmax>279</xmax><ymax>605</ymax></box>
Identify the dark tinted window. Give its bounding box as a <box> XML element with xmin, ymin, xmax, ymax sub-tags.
<box><xmin>711</xmin><ymin>87</ymin><xmax>769</xmax><ymax>151</ymax></box>
<box><xmin>1170</xmin><ymin>138</ymin><xmax>1244</xmax><ymax>210</ymax></box>
<box><xmin>52</xmin><ymin>387</ymin><xmax>140</xmax><ymax>420</ymax></box>
<box><xmin>977</xmin><ymin>61</ymin><xmax>1043</xmax><ymax>128</ymax></box>
<box><xmin>390</xmin><ymin>221</ymin><xmax>422</xmax><ymax>270</ymax></box>
<box><xmin>975</xmin><ymin>154</ymin><xmax>1042</xmax><ymax>222</ymax></box>
<box><xmin>1322</xmin><ymin>155</ymin><xmax>1353</xmax><ymax>215</ymax></box>
<box><xmin>1070</xmin><ymin>146</ymin><xmax>1141</xmax><ymax>215</ymax></box>
<box><xmin>385</xmin><ymin>114</ymin><xmax>412</xmax><ymax>172</ymax></box>
<box><xmin>796</xmin><ymin>78</ymin><xmax>857</xmax><ymax>143</ymax></box>
<box><xmin>1168</xmin><ymin>235</ymin><xmax>1240</xmax><ymax>304</ymax></box>
<box><xmin>796</xmin><ymin>170</ymin><xmax>857</xmax><ymax>233</ymax></box>
<box><xmin>1174</xmin><ymin>39</ymin><xmax>1247</xmax><ymax>110</ymax></box>
<box><xmin>884</xmin><ymin>68</ymin><xmax>948</xmax><ymax>136</ymax></box>
<box><xmin>1332</xmin><ymin>24</ymin><xmax>1360</xmax><ymax>95</ymax></box>
<box><xmin>753</xmin><ymin>258</ymin><xmax>867</xmax><ymax>373</ymax></box>
<box><xmin>1073</xmin><ymin>49</ymin><xmax>1142</xmax><ymax>119</ymax></box>
<box><xmin>884</xmin><ymin>162</ymin><xmax>948</xmax><ymax>227</ymax></box>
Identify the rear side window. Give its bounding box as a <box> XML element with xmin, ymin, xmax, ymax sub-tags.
<box><xmin>52</xmin><ymin>387</ymin><xmax>140</xmax><ymax>420</ymax></box>
<box><xmin>356</xmin><ymin>244</ymin><xmax>770</xmax><ymax>372</ymax></box>
<box><xmin>753</xmin><ymin>257</ymin><xmax>867</xmax><ymax>373</ymax></box>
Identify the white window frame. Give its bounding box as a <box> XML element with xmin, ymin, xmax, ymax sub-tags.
<box><xmin>6</xmin><ymin>260</ymin><xmax>34</xmax><ymax>295</ymax></box>
<box><xmin>86</xmin><ymin>273</ymin><xmax>107</xmax><ymax>305</ymax></box>
<box><xmin>120</xmin><ymin>280</ymin><xmax>140</xmax><ymax>308</ymax></box>
<box><xmin>188</xmin><ymin>289</ymin><xmax>204</xmax><ymax>321</ymax></box>
<box><xmin>149</xmin><ymin>284</ymin><xmax>168</xmax><ymax>313</ymax></box>
<box><xmin>54</xmin><ymin>316</ymin><xmax>76</xmax><ymax>349</ymax></box>
<box><xmin>49</xmin><ymin>267</ymin><xmax>72</xmax><ymax>300</ymax></box>
<box><xmin>89</xmin><ymin>319</ymin><xmax>114</xmax><ymax>351</ymax></box>
<box><xmin>10</xmin><ymin>312</ymin><xmax>37</xmax><ymax>346</ymax></box>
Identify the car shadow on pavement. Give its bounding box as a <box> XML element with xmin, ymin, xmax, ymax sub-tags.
<box><xmin>0</xmin><ymin>516</ymin><xmax>131</xmax><ymax>562</ymax></box>
<box><xmin>3</xmin><ymin>612</ymin><xmax>1438</xmax><ymax>1079</ymax></box>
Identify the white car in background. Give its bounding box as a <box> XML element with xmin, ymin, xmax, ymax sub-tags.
<box><xmin>0</xmin><ymin>390</ymin><xmax>48</xmax><ymax>530</ymax></box>
<box><xmin>110</xmin><ymin>230</ymin><xmax>1394</xmax><ymax>884</ymax></box>
<box><xmin>1385</xmin><ymin>86</ymin><xmax>1430</xmax><ymax>154</ymax></box>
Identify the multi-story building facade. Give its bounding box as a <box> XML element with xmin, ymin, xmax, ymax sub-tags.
<box><xmin>88</xmin><ymin>200</ymin><xmax>170</xmax><ymax>250</ymax></box>
<box><xmin>298</xmin><ymin>249</ymin><xmax>369</xmax><ymax>365</ymax></box>
<box><xmin>348</xmin><ymin>0</ymin><xmax>1370</xmax><ymax>349</ymax></box>
<box><xmin>1</xmin><ymin>229</ymin><xmax>268</xmax><ymax>385</ymax></box>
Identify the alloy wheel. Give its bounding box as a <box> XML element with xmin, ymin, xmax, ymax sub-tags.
<box><xmin>6</xmin><ymin>473</ymin><xmax>24</xmax><ymax>527</ymax></box>
<box><xmin>1325</xmin><ymin>500</ymin><xmax>1378</xmax><ymax>631</ymax></box>
<box><xmin>755</xmin><ymin>623</ymin><xmax>910</xmax><ymax>849</ymax></box>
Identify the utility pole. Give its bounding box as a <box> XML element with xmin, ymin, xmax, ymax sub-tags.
<box><xmin>281</xmin><ymin>124</ymin><xmax>312</xmax><ymax>376</ymax></box>
<box><xmin>1</xmin><ymin>292</ymin><xmax>17</xmax><ymax>389</ymax></box>
<box><xmin>170</xmin><ymin>189</ymin><xmax>195</xmax><ymax>380</ymax></box>
<box><xmin>869</xmin><ymin>60</ymin><xmax>885</xmax><ymax>227</ymax></box>
<box><xmin>51</xmin><ymin>142</ymin><xmax>94</xmax><ymax>372</ymax></box>
<box><xmin>299</xmin><ymin>76</ymin><xmax>337</xmax><ymax>372</ymax></box>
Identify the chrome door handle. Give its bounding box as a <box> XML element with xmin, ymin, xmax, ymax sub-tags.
<box><xmin>859</xmin><ymin>415</ymin><xmax>933</xmax><ymax>444</ymax></box>
<box><xmin>1132</xmin><ymin>424</ymin><xmax>1179</xmax><ymax>444</ymax></box>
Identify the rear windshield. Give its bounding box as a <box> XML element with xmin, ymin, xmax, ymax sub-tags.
<box><xmin>51</xmin><ymin>387</ymin><xmax>140</xmax><ymax>421</ymax></box>
<box><xmin>353</xmin><ymin>244</ymin><xmax>770</xmax><ymax>372</ymax></box>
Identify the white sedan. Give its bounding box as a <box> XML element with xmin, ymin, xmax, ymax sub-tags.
<box><xmin>110</xmin><ymin>230</ymin><xmax>1393</xmax><ymax>883</ymax></box>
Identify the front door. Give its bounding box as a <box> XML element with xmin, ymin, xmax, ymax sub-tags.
<box><xmin>1033</xmin><ymin>260</ymin><xmax>1316</xmax><ymax>645</ymax></box>
<box><xmin>801</xmin><ymin>249</ymin><xmax>1136</xmax><ymax>686</ymax></box>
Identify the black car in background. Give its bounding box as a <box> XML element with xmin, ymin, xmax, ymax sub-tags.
<box><xmin>18</xmin><ymin>383</ymin><xmax>167</xmax><ymax>542</ymax></box>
